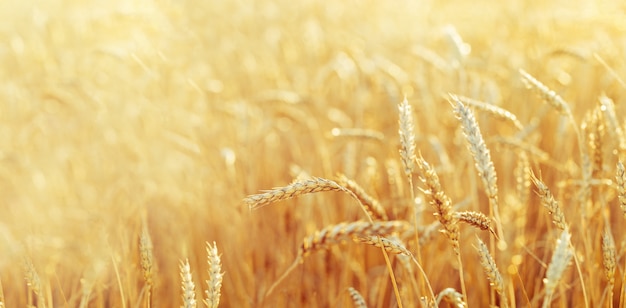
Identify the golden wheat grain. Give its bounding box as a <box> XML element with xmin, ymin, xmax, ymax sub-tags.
<box><xmin>300</xmin><ymin>220</ymin><xmax>410</xmax><ymax>257</ymax></box>
<box><xmin>476</xmin><ymin>237</ymin><xmax>507</xmax><ymax>307</ymax></box>
<box><xmin>543</xmin><ymin>229</ymin><xmax>573</xmax><ymax>308</ymax></box>
<box><xmin>455</xmin><ymin>211</ymin><xmax>496</xmax><ymax>237</ymax></box>
<box><xmin>180</xmin><ymin>259</ymin><xmax>197</xmax><ymax>308</ymax></box>
<box><xmin>205</xmin><ymin>242</ymin><xmax>223</xmax><ymax>308</ymax></box>
<box><xmin>330</xmin><ymin>128</ymin><xmax>385</xmax><ymax>142</ymax></box>
<box><xmin>452</xmin><ymin>94</ymin><xmax>524</xmax><ymax>130</ymax></box>
<box><xmin>616</xmin><ymin>162</ymin><xmax>626</xmax><ymax>216</ymax></box>
<box><xmin>244</xmin><ymin>177</ymin><xmax>346</xmax><ymax>210</ymax></box>
<box><xmin>415</xmin><ymin>155</ymin><xmax>459</xmax><ymax>251</ymax></box>
<box><xmin>139</xmin><ymin>226</ymin><xmax>154</xmax><ymax>307</ymax></box>
<box><xmin>23</xmin><ymin>257</ymin><xmax>46</xmax><ymax>308</ymax></box>
<box><xmin>336</xmin><ymin>174</ymin><xmax>388</xmax><ymax>221</ymax></box>
<box><xmin>530</xmin><ymin>172</ymin><xmax>568</xmax><ymax>230</ymax></box>
<box><xmin>398</xmin><ymin>97</ymin><xmax>417</xmax><ymax>178</ymax></box>
<box><xmin>435</xmin><ymin>288</ymin><xmax>466</xmax><ymax>308</ymax></box>
<box><xmin>347</xmin><ymin>287</ymin><xmax>368</xmax><ymax>308</ymax></box>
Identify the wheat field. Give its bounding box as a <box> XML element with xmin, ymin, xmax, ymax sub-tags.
<box><xmin>1</xmin><ymin>0</ymin><xmax>626</xmax><ymax>307</ymax></box>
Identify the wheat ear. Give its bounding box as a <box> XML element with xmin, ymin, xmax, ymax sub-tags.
<box><xmin>515</xmin><ymin>151</ymin><xmax>531</xmax><ymax>205</ymax></box>
<box><xmin>599</xmin><ymin>95</ymin><xmax>626</xmax><ymax>156</ymax></box>
<box><xmin>139</xmin><ymin>225</ymin><xmax>154</xmax><ymax>308</ymax></box>
<box><xmin>519</xmin><ymin>69</ymin><xmax>591</xmax><ymax>205</ymax></box>
<box><xmin>451</xmin><ymin>95</ymin><xmax>502</xmax><ymax>239</ymax></box>
<box><xmin>542</xmin><ymin>229</ymin><xmax>573</xmax><ymax>308</ymax></box>
<box><xmin>300</xmin><ymin>220</ymin><xmax>410</xmax><ymax>256</ymax></box>
<box><xmin>355</xmin><ymin>235</ymin><xmax>411</xmax><ymax>256</ymax></box>
<box><xmin>582</xmin><ymin>108</ymin><xmax>604</xmax><ymax>177</ymax></box>
<box><xmin>476</xmin><ymin>237</ymin><xmax>507</xmax><ymax>307</ymax></box>
<box><xmin>415</xmin><ymin>155</ymin><xmax>459</xmax><ymax>251</ymax></box>
<box><xmin>453</xmin><ymin>94</ymin><xmax>524</xmax><ymax>130</ymax></box>
<box><xmin>205</xmin><ymin>242</ymin><xmax>223</xmax><ymax>308</ymax></box>
<box><xmin>435</xmin><ymin>288</ymin><xmax>466</xmax><ymax>308</ymax></box>
<box><xmin>23</xmin><ymin>257</ymin><xmax>46</xmax><ymax>308</ymax></box>
<box><xmin>455</xmin><ymin>211</ymin><xmax>496</xmax><ymax>237</ymax></box>
<box><xmin>398</xmin><ymin>97</ymin><xmax>426</xmax><ymax>300</ymax></box>
<box><xmin>180</xmin><ymin>259</ymin><xmax>197</xmax><ymax>308</ymax></box>
<box><xmin>398</xmin><ymin>97</ymin><xmax>416</xmax><ymax>178</ymax></box>
<box><xmin>264</xmin><ymin>221</ymin><xmax>409</xmax><ymax>300</ymax></box>
<box><xmin>415</xmin><ymin>154</ymin><xmax>465</xmax><ymax>302</ymax></box>
<box><xmin>602</xmin><ymin>229</ymin><xmax>616</xmax><ymax>308</ymax></box>
<box><xmin>530</xmin><ymin>172</ymin><xmax>568</xmax><ymax>230</ymax></box>
<box><xmin>616</xmin><ymin>162</ymin><xmax>626</xmax><ymax>217</ymax></box>
<box><xmin>244</xmin><ymin>177</ymin><xmax>346</xmax><ymax>210</ymax></box>
<box><xmin>347</xmin><ymin>287</ymin><xmax>368</xmax><ymax>308</ymax></box>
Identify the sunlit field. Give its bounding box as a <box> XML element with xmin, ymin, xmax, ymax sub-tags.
<box><xmin>1</xmin><ymin>0</ymin><xmax>626</xmax><ymax>307</ymax></box>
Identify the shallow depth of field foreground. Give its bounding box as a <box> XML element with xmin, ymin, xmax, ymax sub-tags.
<box><xmin>1</xmin><ymin>0</ymin><xmax>626</xmax><ymax>307</ymax></box>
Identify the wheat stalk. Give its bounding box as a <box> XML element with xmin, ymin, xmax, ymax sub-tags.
<box><xmin>180</xmin><ymin>259</ymin><xmax>197</xmax><ymax>308</ymax></box>
<box><xmin>542</xmin><ymin>229</ymin><xmax>573</xmax><ymax>308</ymax></box>
<box><xmin>205</xmin><ymin>242</ymin><xmax>223</xmax><ymax>308</ymax></box>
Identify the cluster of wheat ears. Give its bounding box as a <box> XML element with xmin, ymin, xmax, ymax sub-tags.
<box><xmin>243</xmin><ymin>85</ymin><xmax>626</xmax><ymax>307</ymax></box>
<box><xmin>3</xmin><ymin>0</ymin><xmax>626</xmax><ymax>307</ymax></box>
